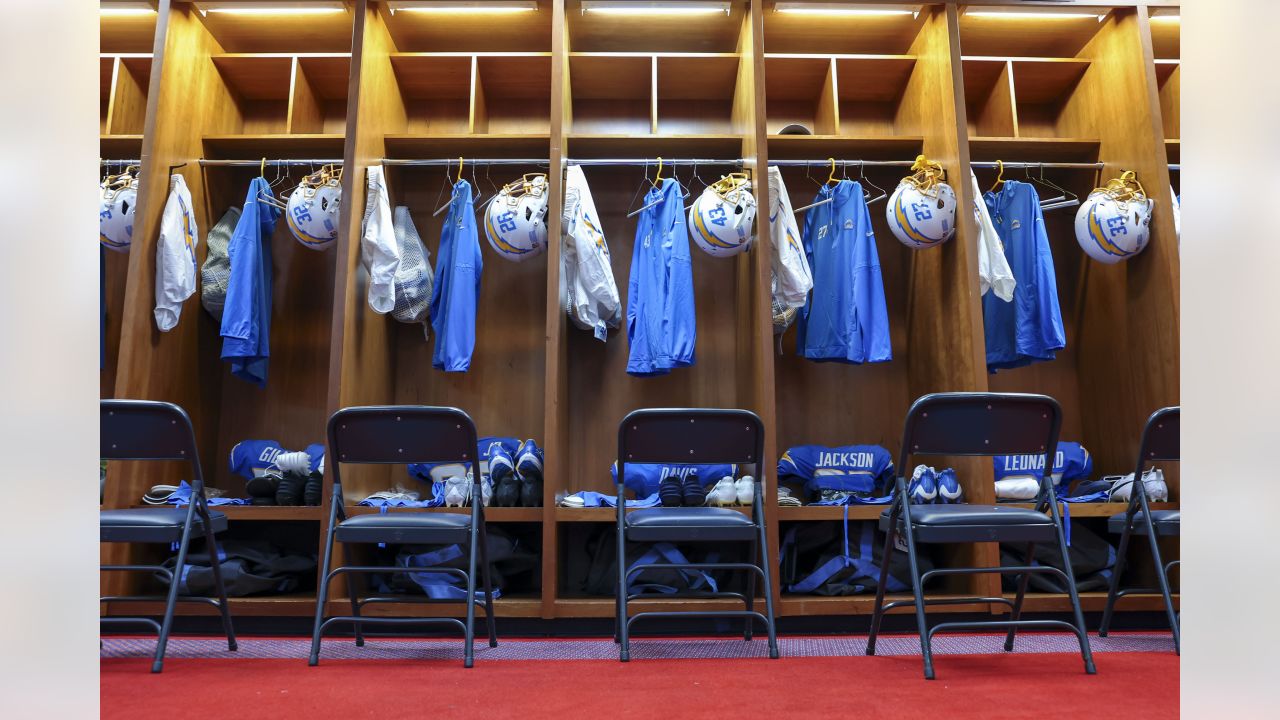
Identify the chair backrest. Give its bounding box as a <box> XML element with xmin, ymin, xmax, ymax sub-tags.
<box><xmin>617</xmin><ymin>408</ymin><xmax>764</xmax><ymax>484</ymax></box>
<box><xmin>1135</xmin><ymin>406</ymin><xmax>1179</xmax><ymax>469</ymax></box>
<box><xmin>898</xmin><ymin>392</ymin><xmax>1062</xmax><ymax>474</ymax></box>
<box><xmin>326</xmin><ymin>406</ymin><xmax>479</xmax><ymax>481</ymax></box>
<box><xmin>101</xmin><ymin>399</ymin><xmax>200</xmax><ymax>463</ymax></box>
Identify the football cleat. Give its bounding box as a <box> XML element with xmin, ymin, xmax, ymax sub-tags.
<box><xmin>519</xmin><ymin>472</ymin><xmax>542</xmax><ymax>507</ymax></box>
<box><xmin>706</xmin><ymin>476</ymin><xmax>737</xmax><ymax>506</ymax></box>
<box><xmin>936</xmin><ymin>468</ymin><xmax>963</xmax><ymax>504</ymax></box>
<box><xmin>486</xmin><ymin>442</ymin><xmax>515</xmax><ymax>484</ymax></box>
<box><xmin>734</xmin><ymin>476</ymin><xmax>756</xmax><ymax>506</ymax></box>
<box><xmin>246</xmin><ymin>472</ymin><xmax>281</xmax><ymax>500</ymax></box>
<box><xmin>303</xmin><ymin>472</ymin><xmax>322</xmax><ymax>506</ymax></box>
<box><xmin>494</xmin><ymin>475</ymin><xmax>521</xmax><ymax>507</ymax></box>
<box><xmin>907</xmin><ymin>465</ymin><xmax>938</xmax><ymax>505</ymax></box>
<box><xmin>275</xmin><ymin>472</ymin><xmax>305</xmax><ymax>506</ymax></box>
<box><xmin>516</xmin><ymin>439</ymin><xmax>544</xmax><ymax>479</ymax></box>
<box><xmin>444</xmin><ymin>475</ymin><xmax>471</xmax><ymax>508</ymax></box>
<box><xmin>681</xmin><ymin>473</ymin><xmax>706</xmax><ymax>507</ymax></box>
<box><xmin>659</xmin><ymin>476</ymin><xmax>683</xmax><ymax>507</ymax></box>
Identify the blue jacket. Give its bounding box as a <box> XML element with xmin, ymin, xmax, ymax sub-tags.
<box><xmin>982</xmin><ymin>180</ymin><xmax>1066</xmax><ymax>371</ymax></box>
<box><xmin>430</xmin><ymin>181</ymin><xmax>483</xmax><ymax>372</ymax></box>
<box><xmin>796</xmin><ymin>180</ymin><xmax>892</xmax><ymax>364</ymax></box>
<box><xmin>626</xmin><ymin>178</ymin><xmax>696</xmax><ymax>376</ymax></box>
<box><xmin>221</xmin><ymin>177</ymin><xmax>279</xmax><ymax>387</ymax></box>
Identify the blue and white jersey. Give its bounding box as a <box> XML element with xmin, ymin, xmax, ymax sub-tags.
<box><xmin>993</xmin><ymin>441</ymin><xmax>1092</xmax><ymax>488</ymax></box>
<box><xmin>611</xmin><ymin>461</ymin><xmax>735</xmax><ymax>497</ymax></box>
<box><xmin>778</xmin><ymin>444</ymin><xmax>894</xmax><ymax>495</ymax></box>
<box><xmin>230</xmin><ymin>439</ymin><xmax>286</xmax><ymax>479</ymax></box>
<box><xmin>406</xmin><ymin>436</ymin><xmax>518</xmax><ymax>482</ymax></box>
<box><xmin>796</xmin><ymin>180</ymin><xmax>892</xmax><ymax>364</ymax></box>
<box><xmin>982</xmin><ymin>180</ymin><xmax>1066</xmax><ymax>372</ymax></box>
<box><xmin>626</xmin><ymin>177</ymin><xmax>696</xmax><ymax>376</ymax></box>
<box><xmin>430</xmin><ymin>180</ymin><xmax>483</xmax><ymax>372</ymax></box>
<box><xmin>221</xmin><ymin>177</ymin><xmax>279</xmax><ymax>386</ymax></box>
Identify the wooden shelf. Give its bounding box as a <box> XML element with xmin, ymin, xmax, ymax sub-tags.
<box><xmin>390</xmin><ymin>54</ymin><xmax>474</xmax><ymax>100</ymax></box>
<box><xmin>128</xmin><ymin>505</ymin><xmax>322</xmax><ymax>521</ymax></box>
<box><xmin>959</xmin><ymin>12</ymin><xmax>1108</xmax><ymax>58</ymax></box>
<box><xmin>566</xmin><ymin>133</ymin><xmax>744</xmax><ymax>158</ymax></box>
<box><xmin>763</xmin><ymin>10</ymin><xmax>926</xmax><ymax>55</ymax></box>
<box><xmin>212</xmin><ymin>54</ymin><xmax>295</xmax><ymax>101</ymax></box>
<box><xmin>766</xmin><ymin>134</ymin><xmax>924</xmax><ymax>160</ymax></box>
<box><xmin>968</xmin><ymin>136</ymin><xmax>1101</xmax><ymax>162</ymax></box>
<box><xmin>100</xmin><ymin>135</ymin><xmax>144</xmax><ymax>158</ymax></box>
<box><xmin>346</xmin><ymin>506</ymin><xmax>543</xmax><ymax>522</ymax></box>
<box><xmin>202</xmin><ymin>133</ymin><xmax>345</xmax><ymax>158</ymax></box>
<box><xmin>104</xmin><ymin>593</ymin><xmax>317</xmax><ymax>617</ymax></box>
<box><xmin>779</xmin><ymin>593</ymin><xmax>991</xmax><ymax>616</ymax></box>
<box><xmin>657</xmin><ymin>54</ymin><xmax>741</xmax><ymax>100</ymax></box>
<box><xmin>1166</xmin><ymin>139</ymin><xmax>1180</xmax><ymax>165</ymax></box>
<box><xmin>384</xmin><ymin>133</ymin><xmax>550</xmax><ymax>158</ymax></box>
<box><xmin>333</xmin><ymin>595</ymin><xmax>545</xmax><ymax>618</ymax></box>
<box><xmin>834</xmin><ymin>56</ymin><xmax>918</xmax><ymax>102</ymax></box>
<box><xmin>556</xmin><ymin>506</ymin><xmax>752</xmax><ymax>522</ymax></box>
<box><xmin>967</xmin><ymin>57</ymin><xmax>1091</xmax><ymax>105</ymax></box>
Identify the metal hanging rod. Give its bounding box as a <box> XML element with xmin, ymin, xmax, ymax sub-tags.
<box><xmin>970</xmin><ymin>161</ymin><xmax>1104</xmax><ymax>170</ymax></box>
<box><xmin>567</xmin><ymin>158</ymin><xmax>744</xmax><ymax>167</ymax></box>
<box><xmin>769</xmin><ymin>159</ymin><xmax>916</xmax><ymax>168</ymax></box>
<box><xmin>381</xmin><ymin>158</ymin><xmax>549</xmax><ymax>167</ymax></box>
<box><xmin>197</xmin><ymin>159</ymin><xmax>343</xmax><ymax>167</ymax></box>
<box><xmin>1169</xmin><ymin>164</ymin><xmax>1180</xmax><ymax>171</ymax></box>
<box><xmin>100</xmin><ymin>159</ymin><xmax>140</xmax><ymax>166</ymax></box>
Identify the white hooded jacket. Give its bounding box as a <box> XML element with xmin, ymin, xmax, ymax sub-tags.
<box><xmin>561</xmin><ymin>165</ymin><xmax>621</xmax><ymax>341</ymax></box>
<box><xmin>361</xmin><ymin>165</ymin><xmax>401</xmax><ymax>314</ymax></box>
<box><xmin>154</xmin><ymin>173</ymin><xmax>200</xmax><ymax>331</ymax></box>
<box><xmin>972</xmin><ymin>172</ymin><xmax>1016</xmax><ymax>302</ymax></box>
<box><xmin>767</xmin><ymin>166</ymin><xmax>813</xmax><ymax>310</ymax></box>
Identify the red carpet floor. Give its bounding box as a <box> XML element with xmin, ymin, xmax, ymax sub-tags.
<box><xmin>102</xmin><ymin>650</ymin><xmax>1178</xmax><ymax>719</ymax></box>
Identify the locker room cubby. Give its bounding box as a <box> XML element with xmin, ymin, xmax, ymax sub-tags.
<box><xmin>107</xmin><ymin>1</ymin><xmax>1180</xmax><ymax>624</ymax></box>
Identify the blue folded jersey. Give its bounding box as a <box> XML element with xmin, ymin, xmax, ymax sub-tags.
<box><xmin>406</xmin><ymin>436</ymin><xmax>522</xmax><ymax>482</ymax></box>
<box><xmin>610</xmin><ymin>461</ymin><xmax>736</xmax><ymax>498</ymax></box>
<box><xmin>562</xmin><ymin>491</ymin><xmax>661</xmax><ymax>508</ymax></box>
<box><xmin>778</xmin><ymin>444</ymin><xmax>894</xmax><ymax>495</ymax></box>
<box><xmin>229</xmin><ymin>440</ymin><xmax>285</xmax><ymax>480</ymax></box>
<box><xmin>993</xmin><ymin>441</ymin><xmax>1091</xmax><ymax>488</ymax></box>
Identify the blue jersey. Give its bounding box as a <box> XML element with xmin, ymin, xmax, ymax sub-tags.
<box><xmin>430</xmin><ymin>180</ymin><xmax>483</xmax><ymax>372</ymax></box>
<box><xmin>230</xmin><ymin>439</ymin><xmax>285</xmax><ymax>479</ymax></box>
<box><xmin>626</xmin><ymin>178</ymin><xmax>696</xmax><ymax>376</ymax></box>
<box><xmin>611</xmin><ymin>461</ymin><xmax>735</xmax><ymax>497</ymax></box>
<box><xmin>778</xmin><ymin>444</ymin><xmax>894</xmax><ymax>495</ymax></box>
<box><xmin>982</xmin><ymin>180</ymin><xmax>1066</xmax><ymax>372</ymax></box>
<box><xmin>407</xmin><ymin>436</ymin><xmax>518</xmax><ymax>482</ymax></box>
<box><xmin>221</xmin><ymin>177</ymin><xmax>278</xmax><ymax>387</ymax></box>
<box><xmin>796</xmin><ymin>180</ymin><xmax>892</xmax><ymax>364</ymax></box>
<box><xmin>994</xmin><ymin>441</ymin><xmax>1091</xmax><ymax>489</ymax></box>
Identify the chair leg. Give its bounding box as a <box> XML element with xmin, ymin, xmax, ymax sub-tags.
<box><xmin>200</xmin><ymin>522</ymin><xmax>238</xmax><ymax>652</ymax></box>
<box><xmin>757</xmin><ymin>512</ymin><xmax>778</xmax><ymax>661</ymax></box>
<box><xmin>1099</xmin><ymin>523</ymin><xmax>1133</xmax><ymax>638</ymax></box>
<box><xmin>1004</xmin><ymin>542</ymin><xmax>1035</xmax><ymax>652</ymax></box>
<box><xmin>151</xmin><ymin>526</ymin><xmax>195</xmax><ymax>673</ymax></box>
<box><xmin>617</xmin><ymin>525</ymin><xmax>630</xmax><ymax>662</ymax></box>
<box><xmin>309</xmin><ymin>515</ymin><xmax>338</xmax><ymax>667</ymax></box>
<box><xmin>477</xmin><ymin>514</ymin><xmax>498</xmax><ymax>648</ymax></box>
<box><xmin>1143</xmin><ymin>525</ymin><xmax>1180</xmax><ymax>655</ymax></box>
<box><xmin>899</xmin><ymin>517</ymin><xmax>935</xmax><ymax>679</ymax></box>
<box><xmin>463</xmin><ymin>513</ymin><xmax>479</xmax><ymax>669</ymax></box>
<box><xmin>866</xmin><ymin>507</ymin><xmax>900</xmax><ymax>657</ymax></box>
<box><xmin>1052</xmin><ymin>511</ymin><xmax>1096</xmax><ymax>674</ymax></box>
<box><xmin>743</xmin><ymin>537</ymin><xmax>757</xmax><ymax>642</ymax></box>
<box><xmin>348</xmin><ymin>569</ymin><xmax>365</xmax><ymax>648</ymax></box>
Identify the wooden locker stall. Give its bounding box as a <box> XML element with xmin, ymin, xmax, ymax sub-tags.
<box><xmin>104</xmin><ymin>0</ymin><xmax>356</xmax><ymax>617</ymax></box>
<box><xmin>101</xmin><ymin>0</ymin><xmax>1180</xmax><ymax>625</ymax></box>
<box><xmin>957</xmin><ymin>4</ymin><xmax>1180</xmax><ymax>612</ymax></box>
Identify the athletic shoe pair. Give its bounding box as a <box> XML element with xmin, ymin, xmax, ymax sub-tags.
<box><xmin>443</xmin><ymin>473</ymin><xmax>489</xmax><ymax>508</ymax></box>
<box><xmin>659</xmin><ymin>473</ymin><xmax>705</xmax><ymax>507</ymax></box>
<box><xmin>485</xmin><ymin>440</ymin><xmax>544</xmax><ymax>507</ymax></box>
<box><xmin>705</xmin><ymin>475</ymin><xmax>756</xmax><ymax>506</ymax></box>
<box><xmin>907</xmin><ymin>465</ymin><xmax>963</xmax><ymax>505</ymax></box>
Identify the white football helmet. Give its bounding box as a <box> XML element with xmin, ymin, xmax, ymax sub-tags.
<box><xmin>285</xmin><ymin>165</ymin><xmax>342</xmax><ymax>250</ymax></box>
<box><xmin>485</xmin><ymin>174</ymin><xmax>549</xmax><ymax>262</ymax></box>
<box><xmin>886</xmin><ymin>156</ymin><xmax>956</xmax><ymax>249</ymax></box>
<box><xmin>1074</xmin><ymin>170</ymin><xmax>1153</xmax><ymax>264</ymax></box>
<box><xmin>100</xmin><ymin>170</ymin><xmax>140</xmax><ymax>252</ymax></box>
<box><xmin>688</xmin><ymin>173</ymin><xmax>756</xmax><ymax>257</ymax></box>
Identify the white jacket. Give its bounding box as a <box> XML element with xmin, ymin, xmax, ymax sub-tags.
<box><xmin>154</xmin><ymin>173</ymin><xmax>200</xmax><ymax>331</ymax></box>
<box><xmin>561</xmin><ymin>165</ymin><xmax>620</xmax><ymax>341</ymax></box>
<box><xmin>767</xmin><ymin>166</ymin><xmax>813</xmax><ymax>309</ymax></box>
<box><xmin>972</xmin><ymin>172</ymin><xmax>1016</xmax><ymax>302</ymax></box>
<box><xmin>361</xmin><ymin>165</ymin><xmax>401</xmax><ymax>314</ymax></box>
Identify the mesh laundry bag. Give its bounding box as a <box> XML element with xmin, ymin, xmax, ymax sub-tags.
<box><xmin>200</xmin><ymin>206</ymin><xmax>241</xmax><ymax>322</ymax></box>
<box><xmin>392</xmin><ymin>206</ymin><xmax>434</xmax><ymax>338</ymax></box>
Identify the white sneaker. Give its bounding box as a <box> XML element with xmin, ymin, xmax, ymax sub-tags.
<box><xmin>734</xmin><ymin>476</ymin><xmax>755</xmax><ymax>505</ymax></box>
<box><xmin>706</xmin><ymin>476</ymin><xmax>737</xmax><ymax>506</ymax></box>
<box><xmin>480</xmin><ymin>475</ymin><xmax>493</xmax><ymax>507</ymax></box>
<box><xmin>444</xmin><ymin>475</ymin><xmax>471</xmax><ymax>507</ymax></box>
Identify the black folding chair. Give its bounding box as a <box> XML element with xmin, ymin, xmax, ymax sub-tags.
<box><xmin>309</xmin><ymin>406</ymin><xmax>496</xmax><ymax>668</ymax></box>
<box><xmin>1099</xmin><ymin>406</ymin><xmax>1180</xmax><ymax>653</ymax></box>
<box><xmin>865</xmin><ymin>392</ymin><xmax>1095</xmax><ymax>679</ymax></box>
<box><xmin>100</xmin><ymin>400</ymin><xmax>237</xmax><ymax>673</ymax></box>
<box><xmin>615</xmin><ymin>408</ymin><xmax>779</xmax><ymax>661</ymax></box>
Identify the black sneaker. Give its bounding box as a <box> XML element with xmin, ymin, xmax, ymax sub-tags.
<box><xmin>681</xmin><ymin>473</ymin><xmax>705</xmax><ymax>506</ymax></box>
<box><xmin>246</xmin><ymin>473</ymin><xmax>279</xmax><ymax>500</ymax></box>
<box><xmin>519</xmin><ymin>473</ymin><xmax>542</xmax><ymax>507</ymax></box>
<box><xmin>659</xmin><ymin>476</ymin><xmax>683</xmax><ymax>507</ymax></box>
<box><xmin>303</xmin><ymin>471</ymin><xmax>322</xmax><ymax>506</ymax></box>
<box><xmin>275</xmin><ymin>471</ymin><xmax>305</xmax><ymax>506</ymax></box>
<box><xmin>494</xmin><ymin>475</ymin><xmax>521</xmax><ymax>507</ymax></box>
